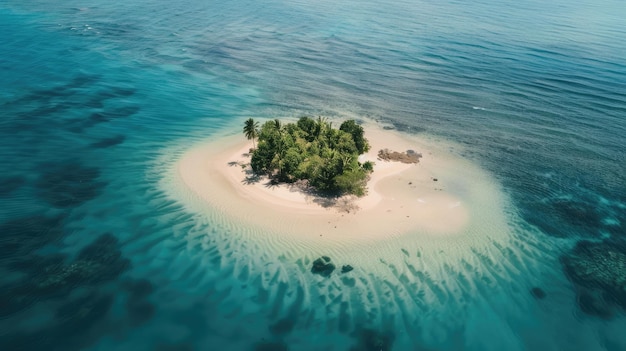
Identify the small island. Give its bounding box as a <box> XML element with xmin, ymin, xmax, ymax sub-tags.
<box><xmin>172</xmin><ymin>117</ymin><xmax>474</xmax><ymax>244</ymax></box>
<box><xmin>243</xmin><ymin>117</ymin><xmax>374</xmax><ymax>196</ymax></box>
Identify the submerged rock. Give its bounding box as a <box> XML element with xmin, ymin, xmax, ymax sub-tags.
<box><xmin>377</xmin><ymin>148</ymin><xmax>421</xmax><ymax>164</ymax></box>
<box><xmin>577</xmin><ymin>291</ymin><xmax>613</xmax><ymax>319</ymax></box>
<box><xmin>311</xmin><ymin>256</ymin><xmax>335</xmax><ymax>277</ymax></box>
<box><xmin>341</xmin><ymin>265</ymin><xmax>354</xmax><ymax>273</ymax></box>
<box><xmin>350</xmin><ymin>328</ymin><xmax>395</xmax><ymax>351</ymax></box>
<box><xmin>530</xmin><ymin>287</ymin><xmax>546</xmax><ymax>299</ymax></box>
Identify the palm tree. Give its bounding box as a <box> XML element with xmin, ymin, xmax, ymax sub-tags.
<box><xmin>340</xmin><ymin>154</ymin><xmax>353</xmax><ymax>172</ymax></box>
<box><xmin>315</xmin><ymin>116</ymin><xmax>328</xmax><ymax>137</ymax></box>
<box><xmin>273</xmin><ymin>118</ymin><xmax>282</xmax><ymax>132</ymax></box>
<box><xmin>243</xmin><ymin>118</ymin><xmax>259</xmax><ymax>148</ymax></box>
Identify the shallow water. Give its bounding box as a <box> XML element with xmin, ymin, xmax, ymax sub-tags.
<box><xmin>1</xmin><ymin>0</ymin><xmax>625</xmax><ymax>350</ymax></box>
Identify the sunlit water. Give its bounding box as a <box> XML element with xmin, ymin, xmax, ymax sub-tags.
<box><xmin>1</xmin><ymin>0</ymin><xmax>625</xmax><ymax>350</ymax></box>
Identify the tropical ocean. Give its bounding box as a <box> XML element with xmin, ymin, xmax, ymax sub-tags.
<box><xmin>1</xmin><ymin>0</ymin><xmax>625</xmax><ymax>350</ymax></box>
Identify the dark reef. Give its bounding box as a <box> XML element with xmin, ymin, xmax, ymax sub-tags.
<box><xmin>90</xmin><ymin>135</ymin><xmax>126</xmax><ymax>148</ymax></box>
<box><xmin>562</xmin><ymin>239</ymin><xmax>626</xmax><ymax>318</ymax></box>
<box><xmin>36</xmin><ymin>161</ymin><xmax>105</xmax><ymax>208</ymax></box>
<box><xmin>311</xmin><ymin>256</ymin><xmax>336</xmax><ymax>277</ymax></box>
<box><xmin>0</xmin><ymin>74</ymin><xmax>159</xmax><ymax>350</ymax></box>
<box><xmin>341</xmin><ymin>265</ymin><xmax>354</xmax><ymax>273</ymax></box>
<box><xmin>0</xmin><ymin>214</ymin><xmax>66</xmax><ymax>259</ymax></box>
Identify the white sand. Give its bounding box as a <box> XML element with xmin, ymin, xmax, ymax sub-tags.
<box><xmin>176</xmin><ymin>122</ymin><xmax>471</xmax><ymax>244</ymax></box>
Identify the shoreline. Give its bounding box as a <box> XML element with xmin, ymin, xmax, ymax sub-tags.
<box><xmin>175</xmin><ymin>122</ymin><xmax>470</xmax><ymax>243</ymax></box>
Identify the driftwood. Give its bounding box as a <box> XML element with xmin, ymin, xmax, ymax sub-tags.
<box><xmin>377</xmin><ymin>149</ymin><xmax>422</xmax><ymax>164</ymax></box>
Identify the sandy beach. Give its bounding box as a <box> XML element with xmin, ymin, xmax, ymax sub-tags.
<box><xmin>175</xmin><ymin>121</ymin><xmax>472</xmax><ymax>244</ymax></box>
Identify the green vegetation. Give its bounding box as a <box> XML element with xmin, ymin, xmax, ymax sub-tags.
<box><xmin>244</xmin><ymin>117</ymin><xmax>373</xmax><ymax>196</ymax></box>
<box><xmin>243</xmin><ymin>118</ymin><xmax>260</xmax><ymax>148</ymax></box>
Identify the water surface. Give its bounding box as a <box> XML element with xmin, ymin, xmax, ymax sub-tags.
<box><xmin>1</xmin><ymin>0</ymin><xmax>625</xmax><ymax>350</ymax></box>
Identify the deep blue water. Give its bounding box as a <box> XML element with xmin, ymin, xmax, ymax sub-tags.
<box><xmin>1</xmin><ymin>0</ymin><xmax>625</xmax><ymax>350</ymax></box>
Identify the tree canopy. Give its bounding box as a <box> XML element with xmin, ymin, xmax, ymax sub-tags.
<box><xmin>246</xmin><ymin>117</ymin><xmax>373</xmax><ymax>196</ymax></box>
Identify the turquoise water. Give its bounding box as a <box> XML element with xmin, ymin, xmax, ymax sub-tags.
<box><xmin>1</xmin><ymin>0</ymin><xmax>625</xmax><ymax>350</ymax></box>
